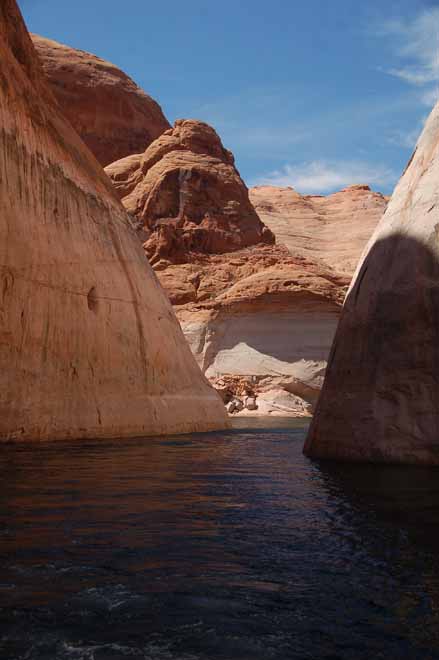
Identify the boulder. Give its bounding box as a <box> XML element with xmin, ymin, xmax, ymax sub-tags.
<box><xmin>244</xmin><ymin>396</ymin><xmax>258</xmax><ymax>411</ymax></box>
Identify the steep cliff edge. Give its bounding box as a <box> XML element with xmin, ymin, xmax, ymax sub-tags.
<box><xmin>0</xmin><ymin>0</ymin><xmax>228</xmax><ymax>440</ymax></box>
<box><xmin>31</xmin><ymin>34</ymin><xmax>170</xmax><ymax>167</ymax></box>
<box><xmin>305</xmin><ymin>102</ymin><xmax>439</xmax><ymax>464</ymax></box>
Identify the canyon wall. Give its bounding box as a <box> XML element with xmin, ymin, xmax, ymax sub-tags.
<box><xmin>305</xmin><ymin>102</ymin><xmax>439</xmax><ymax>464</ymax></box>
<box><xmin>106</xmin><ymin>121</ymin><xmax>351</xmax><ymax>415</ymax></box>
<box><xmin>0</xmin><ymin>0</ymin><xmax>228</xmax><ymax>440</ymax></box>
<box><xmin>32</xmin><ymin>34</ymin><xmax>170</xmax><ymax>167</ymax></box>
<box><xmin>250</xmin><ymin>184</ymin><xmax>388</xmax><ymax>275</ymax></box>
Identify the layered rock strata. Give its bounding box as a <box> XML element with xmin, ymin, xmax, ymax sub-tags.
<box><xmin>107</xmin><ymin>122</ymin><xmax>392</xmax><ymax>416</ymax></box>
<box><xmin>305</xmin><ymin>102</ymin><xmax>439</xmax><ymax>464</ymax></box>
<box><xmin>32</xmin><ymin>34</ymin><xmax>170</xmax><ymax>167</ymax></box>
<box><xmin>174</xmin><ymin>248</ymin><xmax>348</xmax><ymax>416</ymax></box>
<box><xmin>250</xmin><ymin>184</ymin><xmax>388</xmax><ymax>276</ymax></box>
<box><xmin>106</xmin><ymin>125</ymin><xmax>348</xmax><ymax>415</ymax></box>
<box><xmin>0</xmin><ymin>0</ymin><xmax>228</xmax><ymax>440</ymax></box>
<box><xmin>106</xmin><ymin>121</ymin><xmax>348</xmax><ymax>415</ymax></box>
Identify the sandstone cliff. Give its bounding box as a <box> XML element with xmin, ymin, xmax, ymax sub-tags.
<box><xmin>305</xmin><ymin>102</ymin><xmax>439</xmax><ymax>464</ymax></box>
<box><xmin>174</xmin><ymin>249</ymin><xmax>348</xmax><ymax>417</ymax></box>
<box><xmin>31</xmin><ymin>34</ymin><xmax>170</xmax><ymax>167</ymax></box>
<box><xmin>250</xmin><ymin>184</ymin><xmax>388</xmax><ymax>276</ymax></box>
<box><xmin>0</xmin><ymin>0</ymin><xmax>228</xmax><ymax>440</ymax></box>
<box><xmin>106</xmin><ymin>122</ymin><xmax>352</xmax><ymax>416</ymax></box>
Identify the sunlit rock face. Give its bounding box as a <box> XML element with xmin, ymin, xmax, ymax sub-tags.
<box><xmin>31</xmin><ymin>34</ymin><xmax>170</xmax><ymax>167</ymax></box>
<box><xmin>0</xmin><ymin>0</ymin><xmax>228</xmax><ymax>441</ymax></box>
<box><xmin>106</xmin><ymin>118</ymin><xmax>274</xmax><ymax>262</ymax></box>
<box><xmin>106</xmin><ymin>120</ymin><xmax>350</xmax><ymax>415</ymax></box>
<box><xmin>305</xmin><ymin>102</ymin><xmax>439</xmax><ymax>465</ymax></box>
<box><xmin>250</xmin><ymin>184</ymin><xmax>388</xmax><ymax>277</ymax></box>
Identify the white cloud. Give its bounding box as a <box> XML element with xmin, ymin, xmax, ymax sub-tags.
<box><xmin>376</xmin><ymin>9</ymin><xmax>439</xmax><ymax>104</ymax></box>
<box><xmin>421</xmin><ymin>88</ymin><xmax>439</xmax><ymax>107</ymax></box>
<box><xmin>253</xmin><ymin>160</ymin><xmax>397</xmax><ymax>195</ymax></box>
<box><xmin>387</xmin><ymin>127</ymin><xmax>419</xmax><ymax>149</ymax></box>
<box><xmin>386</xmin><ymin>115</ymin><xmax>428</xmax><ymax>149</ymax></box>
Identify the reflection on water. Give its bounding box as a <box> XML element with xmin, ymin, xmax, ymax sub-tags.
<box><xmin>1</xmin><ymin>419</ymin><xmax>439</xmax><ymax>659</ymax></box>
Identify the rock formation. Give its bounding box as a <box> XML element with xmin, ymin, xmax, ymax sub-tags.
<box><xmin>106</xmin><ymin>126</ymin><xmax>354</xmax><ymax>415</ymax></box>
<box><xmin>31</xmin><ymin>34</ymin><xmax>170</xmax><ymax>167</ymax></box>
<box><xmin>174</xmin><ymin>249</ymin><xmax>348</xmax><ymax>416</ymax></box>
<box><xmin>250</xmin><ymin>184</ymin><xmax>388</xmax><ymax>276</ymax></box>
<box><xmin>305</xmin><ymin>102</ymin><xmax>439</xmax><ymax>464</ymax></box>
<box><xmin>106</xmin><ymin>119</ymin><xmax>274</xmax><ymax>263</ymax></box>
<box><xmin>0</xmin><ymin>0</ymin><xmax>228</xmax><ymax>441</ymax></box>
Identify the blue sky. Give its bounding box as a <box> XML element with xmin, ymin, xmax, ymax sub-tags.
<box><xmin>20</xmin><ymin>0</ymin><xmax>439</xmax><ymax>195</ymax></box>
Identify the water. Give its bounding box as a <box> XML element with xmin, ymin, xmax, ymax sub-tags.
<box><xmin>1</xmin><ymin>419</ymin><xmax>439</xmax><ymax>659</ymax></box>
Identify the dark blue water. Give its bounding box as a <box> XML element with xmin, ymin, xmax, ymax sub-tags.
<box><xmin>1</xmin><ymin>419</ymin><xmax>439</xmax><ymax>659</ymax></box>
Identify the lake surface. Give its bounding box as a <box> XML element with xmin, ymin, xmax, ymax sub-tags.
<box><xmin>1</xmin><ymin>418</ymin><xmax>439</xmax><ymax>659</ymax></box>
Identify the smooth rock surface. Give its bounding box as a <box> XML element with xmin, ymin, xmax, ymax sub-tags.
<box><xmin>305</xmin><ymin>102</ymin><xmax>439</xmax><ymax>464</ymax></box>
<box><xmin>32</xmin><ymin>34</ymin><xmax>170</xmax><ymax>167</ymax></box>
<box><xmin>167</xmin><ymin>248</ymin><xmax>347</xmax><ymax>416</ymax></box>
<box><xmin>0</xmin><ymin>0</ymin><xmax>228</xmax><ymax>441</ymax></box>
<box><xmin>250</xmin><ymin>184</ymin><xmax>388</xmax><ymax>276</ymax></box>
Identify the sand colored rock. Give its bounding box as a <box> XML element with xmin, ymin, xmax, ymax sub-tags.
<box><xmin>105</xmin><ymin>119</ymin><xmax>274</xmax><ymax>263</ymax></box>
<box><xmin>105</xmin><ymin>122</ymin><xmax>363</xmax><ymax>416</ymax></box>
<box><xmin>0</xmin><ymin>0</ymin><xmax>228</xmax><ymax>441</ymax></box>
<box><xmin>305</xmin><ymin>102</ymin><xmax>439</xmax><ymax>464</ymax></box>
<box><xmin>31</xmin><ymin>34</ymin><xmax>170</xmax><ymax>167</ymax></box>
<box><xmin>157</xmin><ymin>245</ymin><xmax>348</xmax><ymax>416</ymax></box>
<box><xmin>250</xmin><ymin>184</ymin><xmax>388</xmax><ymax>276</ymax></box>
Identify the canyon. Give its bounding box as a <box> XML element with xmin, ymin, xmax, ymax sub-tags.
<box><xmin>30</xmin><ymin>28</ymin><xmax>391</xmax><ymax>420</ymax></box>
<box><xmin>106</xmin><ymin>121</ymin><xmax>387</xmax><ymax>416</ymax></box>
<box><xmin>305</xmin><ymin>102</ymin><xmax>439</xmax><ymax>465</ymax></box>
<box><xmin>0</xmin><ymin>0</ymin><xmax>228</xmax><ymax>441</ymax></box>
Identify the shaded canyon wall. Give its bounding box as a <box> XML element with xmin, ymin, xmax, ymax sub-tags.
<box><xmin>305</xmin><ymin>102</ymin><xmax>439</xmax><ymax>464</ymax></box>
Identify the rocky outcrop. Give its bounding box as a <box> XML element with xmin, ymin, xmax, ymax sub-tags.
<box><xmin>173</xmin><ymin>248</ymin><xmax>348</xmax><ymax>416</ymax></box>
<box><xmin>250</xmin><ymin>184</ymin><xmax>388</xmax><ymax>276</ymax></box>
<box><xmin>31</xmin><ymin>34</ymin><xmax>170</xmax><ymax>167</ymax></box>
<box><xmin>106</xmin><ymin>119</ymin><xmax>274</xmax><ymax>263</ymax></box>
<box><xmin>304</xmin><ymin>102</ymin><xmax>439</xmax><ymax>464</ymax></box>
<box><xmin>106</xmin><ymin>121</ymin><xmax>349</xmax><ymax>415</ymax></box>
<box><xmin>0</xmin><ymin>0</ymin><xmax>228</xmax><ymax>441</ymax></box>
<box><xmin>107</xmin><ymin>122</ymin><xmax>391</xmax><ymax>416</ymax></box>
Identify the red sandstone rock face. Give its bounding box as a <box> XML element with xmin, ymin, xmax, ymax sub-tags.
<box><xmin>0</xmin><ymin>0</ymin><xmax>228</xmax><ymax>440</ymax></box>
<box><xmin>31</xmin><ymin>34</ymin><xmax>170</xmax><ymax>167</ymax></box>
<box><xmin>250</xmin><ymin>184</ymin><xmax>388</xmax><ymax>276</ymax></box>
<box><xmin>106</xmin><ymin>121</ymin><xmax>378</xmax><ymax>416</ymax></box>
<box><xmin>105</xmin><ymin>119</ymin><xmax>274</xmax><ymax>264</ymax></box>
